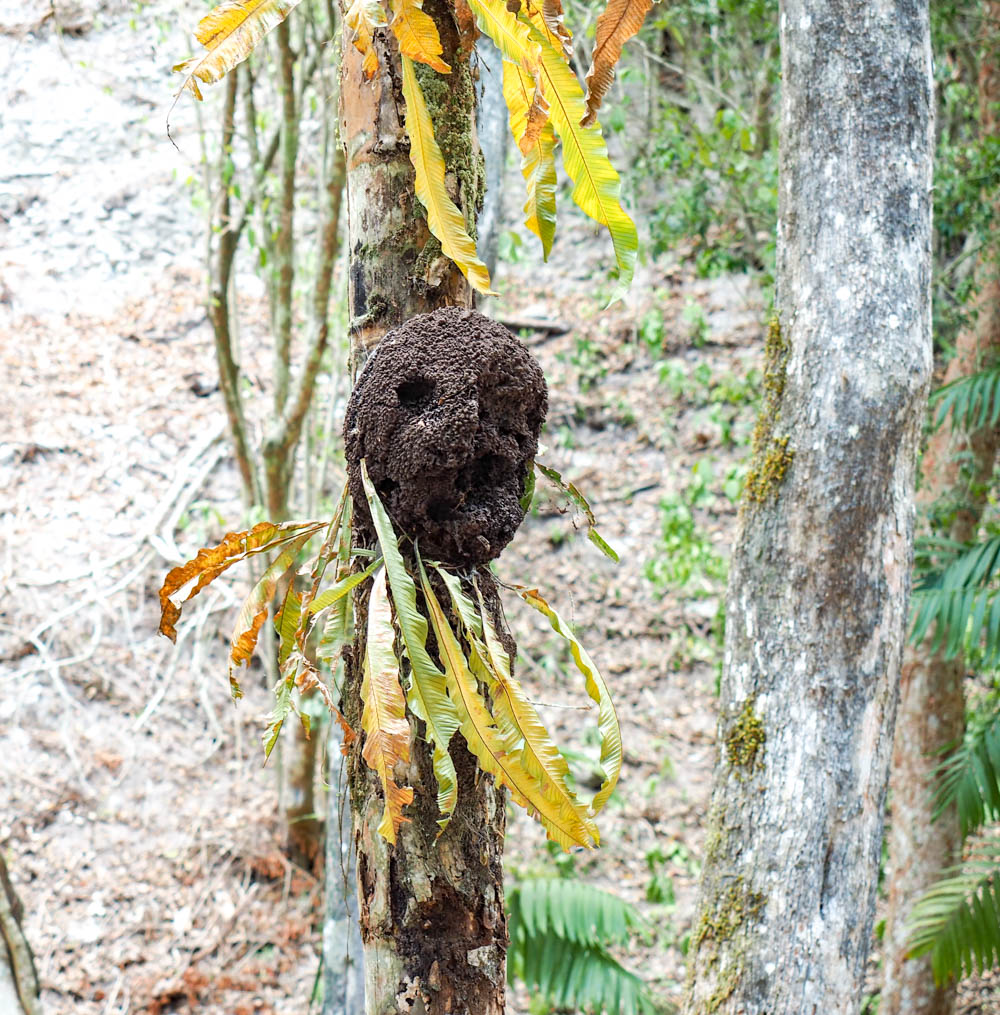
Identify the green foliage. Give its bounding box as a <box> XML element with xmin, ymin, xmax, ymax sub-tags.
<box><xmin>930</xmin><ymin>0</ymin><xmax>1000</xmax><ymax>349</ymax></box>
<box><xmin>506</xmin><ymin>877</ymin><xmax>661</xmax><ymax>1015</ymax></box>
<box><xmin>645</xmin><ymin>463</ymin><xmax>727</xmax><ymax>598</ymax></box>
<box><xmin>626</xmin><ymin>0</ymin><xmax>779</xmax><ymax>279</ymax></box>
<box><xmin>931</xmin><ymin>366</ymin><xmax>1000</xmax><ymax>431</ymax></box>
<box><xmin>910</xmin><ymin>535</ymin><xmax>1000</xmax><ymax>666</ymax></box>
<box><xmin>934</xmin><ymin>705</ymin><xmax>1000</xmax><ymax>838</ymax></box>
<box><xmin>908</xmin><ymin>843</ymin><xmax>1000</xmax><ymax>984</ymax></box>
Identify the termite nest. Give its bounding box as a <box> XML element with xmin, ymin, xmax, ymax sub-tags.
<box><xmin>344</xmin><ymin>307</ymin><xmax>548</xmax><ymax>568</ymax></box>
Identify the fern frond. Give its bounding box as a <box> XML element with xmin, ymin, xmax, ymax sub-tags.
<box><xmin>908</xmin><ymin>840</ymin><xmax>1000</xmax><ymax>984</ymax></box>
<box><xmin>911</xmin><ymin>535</ymin><xmax>1000</xmax><ymax>664</ymax></box>
<box><xmin>935</xmin><ymin>709</ymin><xmax>1000</xmax><ymax>837</ymax></box>
<box><xmin>506</xmin><ymin>878</ymin><xmax>658</xmax><ymax>1014</ymax></box>
<box><xmin>931</xmin><ymin>366</ymin><xmax>1000</xmax><ymax>432</ymax></box>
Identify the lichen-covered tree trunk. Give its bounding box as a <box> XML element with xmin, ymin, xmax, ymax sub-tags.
<box><xmin>882</xmin><ymin>13</ymin><xmax>1000</xmax><ymax>1011</ymax></box>
<box><xmin>683</xmin><ymin>2</ymin><xmax>934</xmax><ymax>1012</ymax></box>
<box><xmin>335</xmin><ymin>9</ymin><xmax>507</xmax><ymax>1014</ymax></box>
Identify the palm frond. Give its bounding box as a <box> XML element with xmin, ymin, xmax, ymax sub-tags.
<box><xmin>911</xmin><ymin>535</ymin><xmax>1000</xmax><ymax>664</ymax></box>
<box><xmin>931</xmin><ymin>366</ymin><xmax>1000</xmax><ymax>432</ymax></box>
<box><xmin>935</xmin><ymin>708</ymin><xmax>1000</xmax><ymax>837</ymax></box>
<box><xmin>908</xmin><ymin>839</ymin><xmax>1000</xmax><ymax>984</ymax></box>
<box><xmin>506</xmin><ymin>878</ymin><xmax>662</xmax><ymax>1014</ymax></box>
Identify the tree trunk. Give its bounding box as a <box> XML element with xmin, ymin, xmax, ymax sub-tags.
<box><xmin>683</xmin><ymin>2</ymin><xmax>934</xmax><ymax>1012</ymax></box>
<box><xmin>882</xmin><ymin>10</ymin><xmax>1000</xmax><ymax>1010</ymax></box>
<box><xmin>336</xmin><ymin>9</ymin><xmax>507</xmax><ymax>1014</ymax></box>
<box><xmin>323</xmin><ymin>722</ymin><xmax>366</xmax><ymax>1014</ymax></box>
<box><xmin>0</xmin><ymin>854</ymin><xmax>41</xmax><ymax>1015</ymax></box>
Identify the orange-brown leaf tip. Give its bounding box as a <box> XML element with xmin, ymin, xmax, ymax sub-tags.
<box><xmin>581</xmin><ymin>0</ymin><xmax>653</xmax><ymax>126</ymax></box>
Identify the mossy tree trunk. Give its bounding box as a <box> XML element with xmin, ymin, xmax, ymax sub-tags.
<box><xmin>683</xmin><ymin>1</ymin><xmax>934</xmax><ymax>1012</ymax></box>
<box><xmin>334</xmin><ymin>9</ymin><xmax>507</xmax><ymax>1014</ymax></box>
<box><xmin>882</xmin><ymin>10</ymin><xmax>1000</xmax><ymax>1011</ymax></box>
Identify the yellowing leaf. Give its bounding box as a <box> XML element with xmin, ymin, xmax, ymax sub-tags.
<box><xmin>400</xmin><ymin>55</ymin><xmax>496</xmax><ymax>296</ymax></box>
<box><xmin>228</xmin><ymin>530</ymin><xmax>313</xmax><ymax>697</ymax></box>
<box><xmin>526</xmin><ymin>24</ymin><xmax>637</xmax><ymax>300</ymax></box>
<box><xmin>345</xmin><ymin>0</ymin><xmax>388</xmax><ymax>80</ymax></box>
<box><xmin>158</xmin><ymin>520</ymin><xmax>324</xmax><ymax>642</ymax></box>
<box><xmin>502</xmin><ymin>58</ymin><xmax>557</xmax><ymax>258</ymax></box>
<box><xmin>417</xmin><ymin>556</ymin><xmax>592</xmax><ymax>849</ymax></box>
<box><xmin>362</xmin><ymin>568</ymin><xmax>415</xmax><ymax>844</ymax></box>
<box><xmin>467</xmin><ymin>0</ymin><xmax>538</xmax><ymax>66</ymax></box>
<box><xmin>390</xmin><ymin>0</ymin><xmax>450</xmax><ymax>73</ymax></box>
<box><xmin>174</xmin><ymin>0</ymin><xmax>302</xmax><ymax>100</ymax></box>
<box><xmin>581</xmin><ymin>0</ymin><xmax>653</xmax><ymax>127</ymax></box>
<box><xmin>514</xmin><ymin>584</ymin><xmax>623</xmax><ymax>815</ymax></box>
<box><xmin>471</xmin><ymin>577</ymin><xmax>600</xmax><ymax>849</ymax></box>
<box><xmin>359</xmin><ymin>461</ymin><xmax>461</xmax><ymax>831</ymax></box>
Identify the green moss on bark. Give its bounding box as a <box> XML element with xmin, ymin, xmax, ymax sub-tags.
<box><xmin>688</xmin><ymin>875</ymin><xmax>766</xmax><ymax>1013</ymax></box>
<box><xmin>724</xmin><ymin>697</ymin><xmax>765</xmax><ymax>772</ymax></box>
<box><xmin>413</xmin><ymin>61</ymin><xmax>485</xmax><ymax>236</ymax></box>
<box><xmin>744</xmin><ymin>317</ymin><xmax>794</xmax><ymax>504</ymax></box>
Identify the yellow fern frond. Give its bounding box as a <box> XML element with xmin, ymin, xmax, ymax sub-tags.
<box><xmin>174</xmin><ymin>0</ymin><xmax>302</xmax><ymax>100</ymax></box>
<box><xmin>400</xmin><ymin>55</ymin><xmax>495</xmax><ymax>295</ymax></box>
<box><xmin>390</xmin><ymin>0</ymin><xmax>450</xmax><ymax>73</ymax></box>
<box><xmin>502</xmin><ymin>58</ymin><xmax>557</xmax><ymax>258</ymax></box>
<box><xmin>467</xmin><ymin>0</ymin><xmax>538</xmax><ymax>66</ymax></box>
<box><xmin>361</xmin><ymin>568</ymin><xmax>414</xmax><ymax>844</ymax></box>
<box><xmin>526</xmin><ymin>23</ymin><xmax>637</xmax><ymax>300</ymax></box>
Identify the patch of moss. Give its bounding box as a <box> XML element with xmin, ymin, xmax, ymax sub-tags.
<box><xmin>725</xmin><ymin>696</ymin><xmax>765</xmax><ymax>772</ymax></box>
<box><xmin>688</xmin><ymin>875</ymin><xmax>766</xmax><ymax>1012</ymax></box>
<box><xmin>414</xmin><ymin>60</ymin><xmax>485</xmax><ymax>236</ymax></box>
<box><xmin>744</xmin><ymin>317</ymin><xmax>794</xmax><ymax>504</ymax></box>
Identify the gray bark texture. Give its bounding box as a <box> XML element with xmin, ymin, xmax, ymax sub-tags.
<box><xmin>683</xmin><ymin>1</ymin><xmax>934</xmax><ymax>1013</ymax></box>
<box><xmin>882</xmin><ymin>9</ymin><xmax>1000</xmax><ymax>1010</ymax></box>
<box><xmin>323</xmin><ymin>726</ymin><xmax>366</xmax><ymax>1015</ymax></box>
<box><xmin>336</xmin><ymin>6</ymin><xmax>508</xmax><ymax>1013</ymax></box>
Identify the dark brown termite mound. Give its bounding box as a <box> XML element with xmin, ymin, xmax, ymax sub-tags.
<box><xmin>344</xmin><ymin>307</ymin><xmax>548</xmax><ymax>568</ymax></box>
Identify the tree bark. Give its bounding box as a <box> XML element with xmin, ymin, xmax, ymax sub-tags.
<box><xmin>0</xmin><ymin>854</ymin><xmax>41</xmax><ymax>1015</ymax></box>
<box><xmin>683</xmin><ymin>2</ymin><xmax>934</xmax><ymax>1012</ymax></box>
<box><xmin>336</xmin><ymin>9</ymin><xmax>507</xmax><ymax>1014</ymax></box>
<box><xmin>882</xmin><ymin>9</ymin><xmax>1000</xmax><ymax>1010</ymax></box>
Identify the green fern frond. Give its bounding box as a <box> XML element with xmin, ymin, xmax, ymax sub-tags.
<box><xmin>908</xmin><ymin>839</ymin><xmax>1000</xmax><ymax>984</ymax></box>
<box><xmin>911</xmin><ymin>536</ymin><xmax>1000</xmax><ymax>663</ymax></box>
<box><xmin>506</xmin><ymin>878</ymin><xmax>661</xmax><ymax>1015</ymax></box>
<box><xmin>931</xmin><ymin>366</ymin><xmax>1000</xmax><ymax>431</ymax></box>
<box><xmin>935</xmin><ymin>709</ymin><xmax>1000</xmax><ymax>837</ymax></box>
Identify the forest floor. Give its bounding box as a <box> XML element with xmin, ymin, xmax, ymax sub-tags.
<box><xmin>1</xmin><ymin>1</ymin><xmax>996</xmax><ymax>1014</ymax></box>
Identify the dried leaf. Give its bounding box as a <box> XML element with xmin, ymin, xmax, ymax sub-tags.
<box><xmin>541</xmin><ymin>0</ymin><xmax>573</xmax><ymax>60</ymax></box>
<box><xmin>390</xmin><ymin>0</ymin><xmax>450</xmax><ymax>73</ymax></box>
<box><xmin>345</xmin><ymin>0</ymin><xmax>388</xmax><ymax>80</ymax></box>
<box><xmin>158</xmin><ymin>520</ymin><xmax>324</xmax><ymax>642</ymax></box>
<box><xmin>229</xmin><ymin>531</ymin><xmax>311</xmax><ymax>676</ymax></box>
<box><xmin>581</xmin><ymin>0</ymin><xmax>653</xmax><ymax>127</ymax></box>
<box><xmin>400</xmin><ymin>55</ymin><xmax>496</xmax><ymax>295</ymax></box>
<box><xmin>362</xmin><ymin>568</ymin><xmax>415</xmax><ymax>843</ymax></box>
<box><xmin>174</xmin><ymin>0</ymin><xmax>303</xmax><ymax>100</ymax></box>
